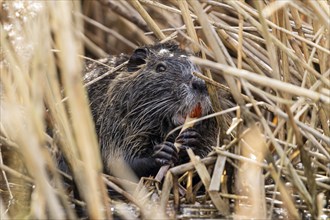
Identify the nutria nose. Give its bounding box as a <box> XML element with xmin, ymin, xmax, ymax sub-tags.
<box><xmin>191</xmin><ymin>77</ymin><xmax>207</xmax><ymax>94</ymax></box>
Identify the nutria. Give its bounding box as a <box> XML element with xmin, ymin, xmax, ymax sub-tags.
<box><xmin>84</xmin><ymin>42</ymin><xmax>217</xmax><ymax>178</ymax></box>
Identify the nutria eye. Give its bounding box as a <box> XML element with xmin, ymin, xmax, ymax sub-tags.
<box><xmin>156</xmin><ymin>63</ymin><xmax>167</xmax><ymax>72</ymax></box>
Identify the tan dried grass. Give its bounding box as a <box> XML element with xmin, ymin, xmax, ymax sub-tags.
<box><xmin>0</xmin><ymin>0</ymin><xmax>329</xmax><ymax>219</ymax></box>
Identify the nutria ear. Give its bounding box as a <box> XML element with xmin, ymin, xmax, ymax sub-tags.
<box><xmin>127</xmin><ymin>48</ymin><xmax>148</xmax><ymax>72</ymax></box>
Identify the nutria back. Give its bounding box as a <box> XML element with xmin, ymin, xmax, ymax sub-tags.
<box><xmin>85</xmin><ymin>42</ymin><xmax>217</xmax><ymax>178</ymax></box>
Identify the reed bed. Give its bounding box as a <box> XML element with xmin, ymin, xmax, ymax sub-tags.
<box><xmin>0</xmin><ymin>0</ymin><xmax>329</xmax><ymax>219</ymax></box>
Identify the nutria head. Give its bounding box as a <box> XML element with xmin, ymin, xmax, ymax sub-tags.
<box><xmin>116</xmin><ymin>43</ymin><xmax>212</xmax><ymax>128</ymax></box>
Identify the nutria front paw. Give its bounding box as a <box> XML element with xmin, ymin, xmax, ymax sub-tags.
<box><xmin>175</xmin><ymin>128</ymin><xmax>203</xmax><ymax>162</ymax></box>
<box><xmin>175</xmin><ymin>128</ymin><xmax>203</xmax><ymax>150</ymax></box>
<box><xmin>153</xmin><ymin>141</ymin><xmax>178</xmax><ymax>166</ymax></box>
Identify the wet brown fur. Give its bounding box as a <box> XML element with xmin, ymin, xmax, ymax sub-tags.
<box><xmin>85</xmin><ymin>43</ymin><xmax>218</xmax><ymax>177</ymax></box>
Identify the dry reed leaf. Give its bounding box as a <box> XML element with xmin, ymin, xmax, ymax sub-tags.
<box><xmin>209</xmin><ymin>155</ymin><xmax>226</xmax><ymax>192</ymax></box>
